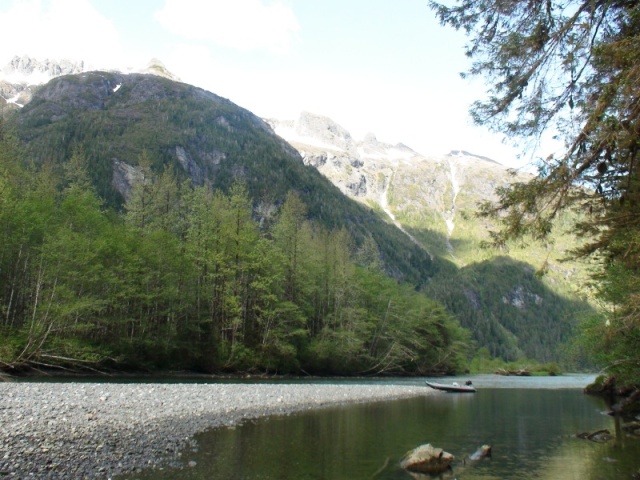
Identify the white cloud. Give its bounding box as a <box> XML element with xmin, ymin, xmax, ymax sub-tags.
<box><xmin>0</xmin><ymin>0</ymin><xmax>123</xmax><ymax>68</ymax></box>
<box><xmin>163</xmin><ymin>43</ymin><xmax>218</xmax><ymax>86</ymax></box>
<box><xmin>154</xmin><ymin>0</ymin><xmax>299</xmax><ymax>54</ymax></box>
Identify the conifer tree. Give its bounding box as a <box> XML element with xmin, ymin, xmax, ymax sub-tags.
<box><xmin>431</xmin><ymin>0</ymin><xmax>640</xmax><ymax>384</ymax></box>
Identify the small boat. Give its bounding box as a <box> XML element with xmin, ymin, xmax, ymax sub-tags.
<box><xmin>425</xmin><ymin>380</ymin><xmax>477</xmax><ymax>393</ymax></box>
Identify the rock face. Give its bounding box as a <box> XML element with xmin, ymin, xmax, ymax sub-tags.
<box><xmin>112</xmin><ymin>159</ymin><xmax>142</xmax><ymax>200</ymax></box>
<box><xmin>400</xmin><ymin>443</ymin><xmax>454</xmax><ymax>474</ymax></box>
<box><xmin>267</xmin><ymin>112</ymin><xmax>430</xmax><ymax>202</ymax></box>
<box><xmin>139</xmin><ymin>58</ymin><xmax>181</xmax><ymax>81</ymax></box>
<box><xmin>9</xmin><ymin>69</ymin><xmax>439</xmax><ymax>292</ymax></box>
<box><xmin>266</xmin><ymin>112</ymin><xmax>533</xmax><ymax>260</ymax></box>
<box><xmin>0</xmin><ymin>55</ymin><xmax>183</xmax><ymax>112</ymax></box>
<box><xmin>0</xmin><ymin>55</ymin><xmax>182</xmax><ymax>86</ymax></box>
<box><xmin>1</xmin><ymin>55</ymin><xmax>87</xmax><ymax>85</ymax></box>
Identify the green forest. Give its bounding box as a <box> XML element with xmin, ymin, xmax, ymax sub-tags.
<box><xmin>0</xmin><ymin>124</ymin><xmax>470</xmax><ymax>376</ymax></box>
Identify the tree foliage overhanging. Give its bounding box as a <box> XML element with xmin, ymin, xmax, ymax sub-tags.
<box><xmin>430</xmin><ymin>0</ymin><xmax>640</xmax><ymax>385</ymax></box>
<box><xmin>0</xmin><ymin>125</ymin><xmax>469</xmax><ymax>376</ymax></box>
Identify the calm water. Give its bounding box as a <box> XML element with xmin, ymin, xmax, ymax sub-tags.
<box><xmin>122</xmin><ymin>375</ymin><xmax>640</xmax><ymax>480</ymax></box>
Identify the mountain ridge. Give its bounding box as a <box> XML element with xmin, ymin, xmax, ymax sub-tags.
<box><xmin>0</xmin><ymin>55</ymin><xmax>179</xmax><ymax>111</ymax></box>
<box><xmin>266</xmin><ymin>111</ymin><xmax>534</xmax><ymax>259</ymax></box>
<box><xmin>266</xmin><ymin>111</ymin><xmax>592</xmax><ymax>363</ymax></box>
<box><xmin>7</xmin><ymin>69</ymin><xmax>436</xmax><ymax>288</ymax></box>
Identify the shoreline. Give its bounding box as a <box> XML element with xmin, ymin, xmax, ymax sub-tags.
<box><xmin>0</xmin><ymin>382</ymin><xmax>433</xmax><ymax>479</ymax></box>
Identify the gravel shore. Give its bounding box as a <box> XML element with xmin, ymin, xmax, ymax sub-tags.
<box><xmin>0</xmin><ymin>381</ymin><xmax>433</xmax><ymax>479</ymax></box>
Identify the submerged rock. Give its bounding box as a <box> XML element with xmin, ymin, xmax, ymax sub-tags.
<box><xmin>467</xmin><ymin>444</ymin><xmax>492</xmax><ymax>462</ymax></box>
<box><xmin>400</xmin><ymin>443</ymin><xmax>454</xmax><ymax>474</ymax></box>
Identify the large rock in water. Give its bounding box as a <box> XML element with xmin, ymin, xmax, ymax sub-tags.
<box><xmin>400</xmin><ymin>443</ymin><xmax>454</xmax><ymax>474</ymax></box>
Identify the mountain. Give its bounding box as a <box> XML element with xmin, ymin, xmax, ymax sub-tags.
<box><xmin>0</xmin><ymin>55</ymin><xmax>87</xmax><ymax>112</ymax></box>
<box><xmin>267</xmin><ymin>112</ymin><xmax>593</xmax><ymax>362</ymax></box>
<box><xmin>266</xmin><ymin>112</ymin><xmax>531</xmax><ymax>260</ymax></box>
<box><xmin>1</xmin><ymin>66</ymin><xmax>592</xmax><ymax>364</ymax></box>
<box><xmin>5</xmin><ymin>69</ymin><xmax>434</xmax><ymax>288</ymax></box>
<box><xmin>1</xmin><ymin>55</ymin><xmax>87</xmax><ymax>83</ymax></box>
<box><xmin>0</xmin><ymin>55</ymin><xmax>177</xmax><ymax>112</ymax></box>
<box><xmin>267</xmin><ymin>112</ymin><xmax>585</xmax><ymax>275</ymax></box>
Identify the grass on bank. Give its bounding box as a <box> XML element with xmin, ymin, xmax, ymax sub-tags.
<box><xmin>469</xmin><ymin>348</ymin><xmax>563</xmax><ymax>376</ymax></box>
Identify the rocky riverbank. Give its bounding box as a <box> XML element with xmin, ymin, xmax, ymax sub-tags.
<box><xmin>0</xmin><ymin>381</ymin><xmax>432</xmax><ymax>479</ymax></box>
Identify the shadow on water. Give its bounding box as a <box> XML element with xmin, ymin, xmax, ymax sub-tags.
<box><xmin>121</xmin><ymin>381</ymin><xmax>640</xmax><ymax>480</ymax></box>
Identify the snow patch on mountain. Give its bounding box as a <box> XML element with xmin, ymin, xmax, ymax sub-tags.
<box><xmin>3</xmin><ymin>92</ymin><xmax>24</xmax><ymax>108</ymax></box>
<box><xmin>379</xmin><ymin>169</ymin><xmax>433</xmax><ymax>259</ymax></box>
<box><xmin>445</xmin><ymin>158</ymin><xmax>459</xmax><ymax>238</ymax></box>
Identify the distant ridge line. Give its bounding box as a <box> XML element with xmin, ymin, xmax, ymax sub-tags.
<box><xmin>448</xmin><ymin>150</ymin><xmax>501</xmax><ymax>165</ymax></box>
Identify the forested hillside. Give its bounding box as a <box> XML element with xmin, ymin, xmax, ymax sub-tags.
<box><xmin>0</xmin><ymin>71</ymin><xmax>593</xmax><ymax>372</ymax></box>
<box><xmin>11</xmin><ymin>71</ymin><xmax>434</xmax><ymax>287</ymax></box>
<box><xmin>0</xmin><ymin>125</ymin><xmax>469</xmax><ymax>374</ymax></box>
<box><xmin>425</xmin><ymin>257</ymin><xmax>590</xmax><ymax>361</ymax></box>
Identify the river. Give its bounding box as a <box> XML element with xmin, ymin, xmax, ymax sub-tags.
<box><xmin>119</xmin><ymin>374</ymin><xmax>639</xmax><ymax>479</ymax></box>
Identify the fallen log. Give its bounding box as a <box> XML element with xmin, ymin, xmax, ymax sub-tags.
<box><xmin>495</xmin><ymin>368</ymin><xmax>531</xmax><ymax>376</ymax></box>
<box><xmin>576</xmin><ymin>429</ymin><xmax>612</xmax><ymax>443</ymax></box>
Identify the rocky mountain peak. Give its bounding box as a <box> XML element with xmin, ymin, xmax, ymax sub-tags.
<box><xmin>1</xmin><ymin>55</ymin><xmax>182</xmax><ymax>86</ymax></box>
<box><xmin>137</xmin><ymin>58</ymin><xmax>181</xmax><ymax>82</ymax></box>
<box><xmin>363</xmin><ymin>132</ymin><xmax>378</xmax><ymax>144</ymax></box>
<box><xmin>0</xmin><ymin>55</ymin><xmax>182</xmax><ymax>111</ymax></box>
<box><xmin>1</xmin><ymin>55</ymin><xmax>87</xmax><ymax>85</ymax></box>
<box><xmin>295</xmin><ymin>111</ymin><xmax>353</xmax><ymax>149</ymax></box>
<box><xmin>269</xmin><ymin>111</ymin><xmax>532</xmax><ymax>262</ymax></box>
<box><xmin>266</xmin><ymin>112</ymin><xmax>357</xmax><ymax>152</ymax></box>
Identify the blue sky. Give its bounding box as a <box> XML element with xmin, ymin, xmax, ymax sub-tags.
<box><xmin>0</xmin><ymin>0</ymin><xmax>533</xmax><ymax>166</ymax></box>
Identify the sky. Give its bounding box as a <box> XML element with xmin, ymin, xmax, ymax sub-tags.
<box><xmin>0</xmin><ymin>0</ymin><xmax>537</xmax><ymax>167</ymax></box>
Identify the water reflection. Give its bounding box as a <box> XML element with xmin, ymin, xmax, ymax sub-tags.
<box><xmin>124</xmin><ymin>386</ymin><xmax>639</xmax><ymax>480</ymax></box>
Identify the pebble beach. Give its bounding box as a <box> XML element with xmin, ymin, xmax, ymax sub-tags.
<box><xmin>0</xmin><ymin>381</ymin><xmax>433</xmax><ymax>479</ymax></box>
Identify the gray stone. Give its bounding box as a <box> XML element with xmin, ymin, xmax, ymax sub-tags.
<box><xmin>0</xmin><ymin>382</ymin><xmax>432</xmax><ymax>479</ymax></box>
<box><xmin>400</xmin><ymin>443</ymin><xmax>454</xmax><ymax>474</ymax></box>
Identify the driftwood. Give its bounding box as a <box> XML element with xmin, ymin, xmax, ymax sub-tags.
<box><xmin>576</xmin><ymin>429</ymin><xmax>612</xmax><ymax>443</ymax></box>
<box><xmin>1</xmin><ymin>355</ymin><xmax>115</xmax><ymax>378</ymax></box>
<box><xmin>495</xmin><ymin>368</ymin><xmax>531</xmax><ymax>376</ymax></box>
<box><xmin>622</xmin><ymin>421</ymin><xmax>640</xmax><ymax>437</ymax></box>
<box><xmin>609</xmin><ymin>388</ymin><xmax>640</xmax><ymax>418</ymax></box>
<box><xmin>464</xmin><ymin>445</ymin><xmax>492</xmax><ymax>464</ymax></box>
